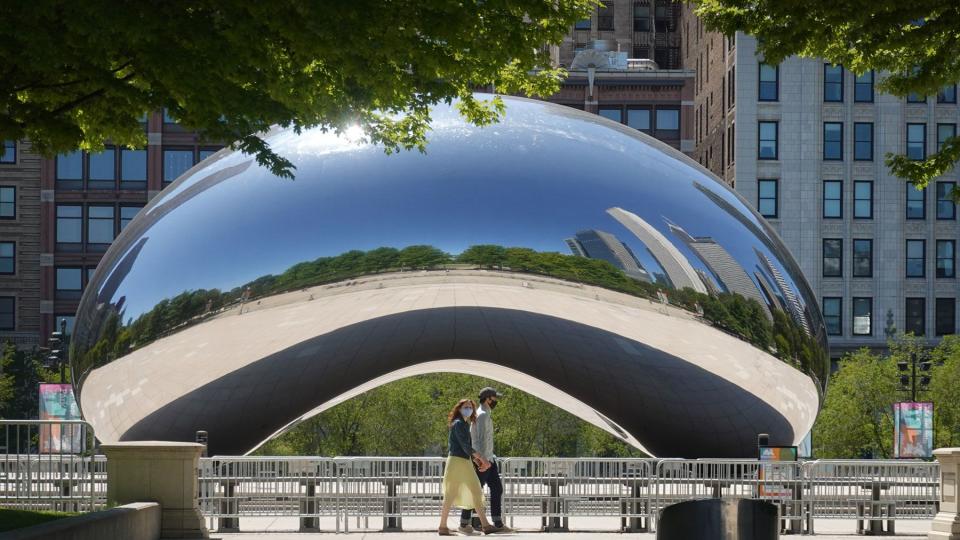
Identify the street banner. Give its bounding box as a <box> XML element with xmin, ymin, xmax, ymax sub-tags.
<box><xmin>38</xmin><ymin>383</ymin><xmax>84</xmax><ymax>453</ymax></box>
<box><xmin>758</xmin><ymin>445</ymin><xmax>798</xmax><ymax>498</ymax></box>
<box><xmin>893</xmin><ymin>401</ymin><xmax>933</xmax><ymax>458</ymax></box>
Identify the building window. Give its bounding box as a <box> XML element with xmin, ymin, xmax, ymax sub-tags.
<box><xmin>854</xmin><ymin>122</ymin><xmax>873</xmax><ymax>160</ymax></box>
<box><xmin>162</xmin><ymin>108</ymin><xmax>177</xmax><ymax>124</ymax></box>
<box><xmin>936</xmin><ymin>298</ymin><xmax>956</xmax><ymax>336</ymax></box>
<box><xmin>939</xmin><ymin>84</ymin><xmax>958</xmax><ymax>104</ymax></box>
<box><xmin>905</xmin><ymin>298</ymin><xmax>926</xmax><ymax>336</ymax></box>
<box><xmin>56</xmin><ymin>151</ymin><xmax>83</xmax><ymax>181</ymax></box>
<box><xmin>823</xmin><ymin>238</ymin><xmax>843</xmax><ymax>277</ymax></box>
<box><xmin>937</xmin><ymin>182</ymin><xmax>956</xmax><ymax>220</ymax></box>
<box><xmin>937</xmin><ymin>240</ymin><xmax>955</xmax><ymax>278</ymax></box>
<box><xmin>0</xmin><ymin>242</ymin><xmax>13</xmax><ymax>275</ymax></box>
<box><xmin>598</xmin><ymin>107</ymin><xmax>622</xmax><ymax>123</ymax></box>
<box><xmin>906</xmin><ymin>183</ymin><xmax>926</xmax><ymax>219</ymax></box>
<box><xmin>907</xmin><ymin>89</ymin><xmax>927</xmax><ymax>102</ymax></box>
<box><xmin>907</xmin><ymin>123</ymin><xmax>926</xmax><ymax>160</ymax></box>
<box><xmin>55</xmin><ymin>267</ymin><xmax>83</xmax><ymax>297</ymax></box>
<box><xmin>906</xmin><ymin>239</ymin><xmax>926</xmax><ymax>278</ymax></box>
<box><xmin>853</xmin><ymin>239</ymin><xmax>873</xmax><ymax>277</ymax></box>
<box><xmin>88</xmin><ymin>146</ymin><xmax>116</xmax><ymax>184</ymax></box>
<box><xmin>626</xmin><ymin>108</ymin><xmax>650</xmax><ymax>132</ymax></box>
<box><xmin>824</xmin><ymin>64</ymin><xmax>844</xmax><ymax>102</ymax></box>
<box><xmin>632</xmin><ymin>3</ymin><xmax>649</xmax><ymax>31</ymax></box>
<box><xmin>727</xmin><ymin>123</ymin><xmax>735</xmax><ymax>164</ymax></box>
<box><xmin>0</xmin><ymin>186</ymin><xmax>14</xmax><ymax>219</ymax></box>
<box><xmin>87</xmin><ymin>206</ymin><xmax>115</xmax><ymax>245</ymax></box>
<box><xmin>853</xmin><ymin>297</ymin><xmax>872</xmax><ymax>336</ymax></box>
<box><xmin>758</xmin><ymin>64</ymin><xmax>778</xmax><ymax>101</ymax></box>
<box><xmin>119</xmin><ymin>205</ymin><xmax>143</xmax><ymax>232</ymax></box>
<box><xmin>853</xmin><ymin>180</ymin><xmax>873</xmax><ymax>219</ymax></box>
<box><xmin>823</xmin><ymin>180</ymin><xmax>842</xmax><ymax>218</ymax></box>
<box><xmin>728</xmin><ymin>66</ymin><xmax>735</xmax><ymax>108</ymax></box>
<box><xmin>597</xmin><ymin>1</ymin><xmax>614</xmax><ymax>30</ymax></box>
<box><xmin>55</xmin><ymin>205</ymin><xmax>83</xmax><ymax>245</ymax></box>
<box><xmin>198</xmin><ymin>147</ymin><xmax>220</xmax><ymax>161</ymax></box>
<box><xmin>120</xmin><ymin>148</ymin><xmax>147</xmax><ymax>188</ymax></box>
<box><xmin>163</xmin><ymin>148</ymin><xmax>194</xmax><ymax>183</ymax></box>
<box><xmin>654</xmin><ymin>3</ymin><xmax>675</xmax><ymax>32</ymax></box>
<box><xmin>0</xmin><ymin>297</ymin><xmax>13</xmax><ymax>330</ymax></box>
<box><xmin>757</xmin><ymin>179</ymin><xmax>778</xmax><ymax>218</ymax></box>
<box><xmin>655</xmin><ymin>108</ymin><xmax>679</xmax><ymax>137</ymax></box>
<box><xmin>55</xmin><ymin>315</ymin><xmax>76</xmax><ymax>338</ymax></box>
<box><xmin>937</xmin><ymin>123</ymin><xmax>956</xmax><ymax>152</ymax></box>
<box><xmin>758</xmin><ymin>121</ymin><xmax>778</xmax><ymax>159</ymax></box>
<box><xmin>575</xmin><ymin>18</ymin><xmax>591</xmax><ymax>30</ymax></box>
<box><xmin>823</xmin><ymin>122</ymin><xmax>843</xmax><ymax>160</ymax></box>
<box><xmin>632</xmin><ymin>44</ymin><xmax>649</xmax><ymax>59</ymax></box>
<box><xmin>823</xmin><ymin>297</ymin><xmax>842</xmax><ymax>335</ymax></box>
<box><xmin>854</xmin><ymin>71</ymin><xmax>874</xmax><ymax>102</ymax></box>
<box><xmin>0</xmin><ymin>140</ymin><xmax>15</xmax><ymax>164</ymax></box>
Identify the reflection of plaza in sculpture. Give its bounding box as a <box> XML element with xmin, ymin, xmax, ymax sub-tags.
<box><xmin>71</xmin><ymin>95</ymin><xmax>827</xmax><ymax>458</ymax></box>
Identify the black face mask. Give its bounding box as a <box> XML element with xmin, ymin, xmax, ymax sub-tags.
<box><xmin>488</xmin><ymin>399</ymin><xmax>498</xmax><ymax>410</ymax></box>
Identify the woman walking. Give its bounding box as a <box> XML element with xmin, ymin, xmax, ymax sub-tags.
<box><xmin>439</xmin><ymin>399</ymin><xmax>500</xmax><ymax>535</ymax></box>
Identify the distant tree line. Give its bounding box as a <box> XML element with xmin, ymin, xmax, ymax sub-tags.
<box><xmin>256</xmin><ymin>373</ymin><xmax>646</xmax><ymax>458</ymax></box>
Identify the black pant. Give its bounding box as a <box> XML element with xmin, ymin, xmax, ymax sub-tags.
<box><xmin>460</xmin><ymin>460</ymin><xmax>503</xmax><ymax>526</ymax></box>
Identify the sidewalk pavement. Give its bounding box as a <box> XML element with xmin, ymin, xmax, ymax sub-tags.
<box><xmin>210</xmin><ymin>516</ymin><xmax>933</xmax><ymax>539</ymax></box>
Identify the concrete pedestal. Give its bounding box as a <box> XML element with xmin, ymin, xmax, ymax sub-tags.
<box><xmin>930</xmin><ymin>448</ymin><xmax>960</xmax><ymax>540</ymax></box>
<box><xmin>102</xmin><ymin>441</ymin><xmax>209</xmax><ymax>539</ymax></box>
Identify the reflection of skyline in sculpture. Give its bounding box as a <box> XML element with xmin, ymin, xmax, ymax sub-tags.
<box><xmin>690</xmin><ymin>181</ymin><xmax>814</xmax><ymax>337</ymax></box>
<box><xmin>565</xmin><ymin>229</ymin><xmax>652</xmax><ymax>283</ymax></box>
<box><xmin>667</xmin><ymin>221</ymin><xmax>769</xmax><ymax>316</ymax></box>
<box><xmin>606</xmin><ymin>207</ymin><xmax>708</xmax><ymax>293</ymax></box>
<box><xmin>754</xmin><ymin>247</ymin><xmax>811</xmax><ymax>335</ymax></box>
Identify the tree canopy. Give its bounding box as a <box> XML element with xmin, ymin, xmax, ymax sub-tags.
<box><xmin>0</xmin><ymin>1</ymin><xmax>595</xmax><ymax>177</ymax></box>
<box><xmin>694</xmin><ymin>0</ymin><xmax>960</xmax><ymax>191</ymax></box>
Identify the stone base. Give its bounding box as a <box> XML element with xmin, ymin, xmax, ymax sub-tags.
<box><xmin>102</xmin><ymin>441</ymin><xmax>209</xmax><ymax>539</ymax></box>
<box><xmin>929</xmin><ymin>511</ymin><xmax>960</xmax><ymax>540</ymax></box>
<box><xmin>160</xmin><ymin>507</ymin><xmax>208</xmax><ymax>539</ymax></box>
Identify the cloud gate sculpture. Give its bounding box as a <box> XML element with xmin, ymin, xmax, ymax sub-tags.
<box><xmin>72</xmin><ymin>95</ymin><xmax>827</xmax><ymax>458</ymax></box>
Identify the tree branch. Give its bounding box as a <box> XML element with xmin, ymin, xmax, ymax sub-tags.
<box><xmin>49</xmin><ymin>71</ymin><xmax>136</xmax><ymax>117</ymax></box>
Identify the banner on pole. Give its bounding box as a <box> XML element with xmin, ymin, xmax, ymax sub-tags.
<box><xmin>38</xmin><ymin>383</ymin><xmax>84</xmax><ymax>453</ymax></box>
<box><xmin>893</xmin><ymin>401</ymin><xmax>933</xmax><ymax>458</ymax></box>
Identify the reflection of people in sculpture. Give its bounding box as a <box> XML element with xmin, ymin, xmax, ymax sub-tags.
<box><xmin>460</xmin><ymin>387</ymin><xmax>512</xmax><ymax>534</ymax></box>
<box><xmin>438</xmin><ymin>399</ymin><xmax>500</xmax><ymax>535</ymax></box>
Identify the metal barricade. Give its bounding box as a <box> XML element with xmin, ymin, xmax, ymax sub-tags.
<box><xmin>197</xmin><ymin>456</ymin><xmax>341</xmax><ymax>532</ymax></box>
<box><xmin>499</xmin><ymin>457</ymin><xmax>655</xmax><ymax>532</ymax></box>
<box><xmin>805</xmin><ymin>459</ymin><xmax>939</xmax><ymax>535</ymax></box>
<box><xmin>0</xmin><ymin>420</ymin><xmax>103</xmax><ymax>512</ymax></box>
<box><xmin>653</xmin><ymin>459</ymin><xmax>808</xmax><ymax>533</ymax></box>
<box><xmin>337</xmin><ymin>457</ymin><xmax>446</xmax><ymax>531</ymax></box>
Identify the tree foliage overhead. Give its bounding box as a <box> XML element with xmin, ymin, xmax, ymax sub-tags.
<box><xmin>0</xmin><ymin>1</ymin><xmax>595</xmax><ymax>177</ymax></box>
<box><xmin>694</xmin><ymin>0</ymin><xmax>960</xmax><ymax>190</ymax></box>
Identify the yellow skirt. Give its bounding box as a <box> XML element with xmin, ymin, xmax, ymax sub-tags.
<box><xmin>442</xmin><ymin>455</ymin><xmax>484</xmax><ymax>511</ymax></box>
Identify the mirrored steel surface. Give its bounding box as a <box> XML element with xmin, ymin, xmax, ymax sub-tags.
<box><xmin>72</xmin><ymin>95</ymin><xmax>827</xmax><ymax>458</ymax></box>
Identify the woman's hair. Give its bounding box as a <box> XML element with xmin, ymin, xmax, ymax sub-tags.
<box><xmin>448</xmin><ymin>399</ymin><xmax>477</xmax><ymax>428</ymax></box>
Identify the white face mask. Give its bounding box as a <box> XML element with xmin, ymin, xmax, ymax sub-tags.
<box><xmin>460</xmin><ymin>407</ymin><xmax>474</xmax><ymax>418</ymax></box>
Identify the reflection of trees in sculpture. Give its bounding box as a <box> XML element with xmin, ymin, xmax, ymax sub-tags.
<box><xmin>77</xmin><ymin>244</ymin><xmax>827</xmax><ymax>385</ymax></box>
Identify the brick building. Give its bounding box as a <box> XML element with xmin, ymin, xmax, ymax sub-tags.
<box><xmin>0</xmin><ymin>140</ymin><xmax>42</xmax><ymax>347</ymax></box>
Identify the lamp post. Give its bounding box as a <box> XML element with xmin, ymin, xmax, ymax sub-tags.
<box><xmin>896</xmin><ymin>351</ymin><xmax>931</xmax><ymax>402</ymax></box>
<box><xmin>43</xmin><ymin>319</ymin><xmax>69</xmax><ymax>383</ymax></box>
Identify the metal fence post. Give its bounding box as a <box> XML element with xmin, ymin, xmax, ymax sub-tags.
<box><xmin>218</xmin><ymin>461</ymin><xmax>239</xmax><ymax>532</ymax></box>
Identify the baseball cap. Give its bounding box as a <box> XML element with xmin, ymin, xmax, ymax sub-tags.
<box><xmin>479</xmin><ymin>387</ymin><xmax>501</xmax><ymax>401</ymax></box>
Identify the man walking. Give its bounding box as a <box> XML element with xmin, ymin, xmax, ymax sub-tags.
<box><xmin>459</xmin><ymin>387</ymin><xmax>512</xmax><ymax>534</ymax></box>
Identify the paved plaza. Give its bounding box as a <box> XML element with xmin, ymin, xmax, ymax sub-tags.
<box><xmin>211</xmin><ymin>516</ymin><xmax>934</xmax><ymax>539</ymax></box>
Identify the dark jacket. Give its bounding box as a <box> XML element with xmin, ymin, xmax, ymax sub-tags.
<box><xmin>448</xmin><ymin>417</ymin><xmax>476</xmax><ymax>459</ymax></box>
